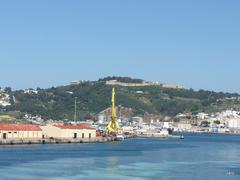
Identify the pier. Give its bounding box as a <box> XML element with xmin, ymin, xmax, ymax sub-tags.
<box><xmin>137</xmin><ymin>134</ymin><xmax>183</xmax><ymax>139</ymax></box>
<box><xmin>0</xmin><ymin>136</ymin><xmax>117</xmax><ymax>145</ymax></box>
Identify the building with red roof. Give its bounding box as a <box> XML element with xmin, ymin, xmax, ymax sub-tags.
<box><xmin>41</xmin><ymin>124</ymin><xmax>96</xmax><ymax>139</ymax></box>
<box><xmin>0</xmin><ymin>124</ymin><xmax>42</xmax><ymax>140</ymax></box>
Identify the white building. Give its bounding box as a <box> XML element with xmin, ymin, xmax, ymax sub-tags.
<box><xmin>136</xmin><ymin>91</ymin><xmax>144</xmax><ymax>94</ymax></box>
<box><xmin>24</xmin><ymin>88</ymin><xmax>38</xmax><ymax>94</ymax></box>
<box><xmin>97</xmin><ymin>114</ymin><xmax>107</xmax><ymax>124</ymax></box>
<box><xmin>122</xmin><ymin>126</ymin><xmax>134</xmax><ymax>133</ymax></box>
<box><xmin>132</xmin><ymin>117</ymin><xmax>143</xmax><ymax>123</ymax></box>
<box><xmin>197</xmin><ymin>112</ymin><xmax>209</xmax><ymax>120</ymax></box>
<box><xmin>163</xmin><ymin>122</ymin><xmax>170</xmax><ymax>129</ymax></box>
<box><xmin>161</xmin><ymin>83</ymin><xmax>184</xmax><ymax>89</ymax></box>
<box><xmin>106</xmin><ymin>80</ymin><xmax>184</xmax><ymax>89</ymax></box>
<box><xmin>70</xmin><ymin>80</ymin><xmax>86</xmax><ymax>85</ymax></box>
<box><xmin>0</xmin><ymin>93</ymin><xmax>11</xmax><ymax>107</ymax></box>
<box><xmin>226</xmin><ymin>118</ymin><xmax>240</xmax><ymax>129</ymax></box>
<box><xmin>176</xmin><ymin>123</ymin><xmax>192</xmax><ymax>131</ymax></box>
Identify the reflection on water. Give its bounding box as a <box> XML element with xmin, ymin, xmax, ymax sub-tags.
<box><xmin>0</xmin><ymin>134</ymin><xmax>240</xmax><ymax>179</ymax></box>
<box><xmin>107</xmin><ymin>156</ymin><xmax>119</xmax><ymax>178</ymax></box>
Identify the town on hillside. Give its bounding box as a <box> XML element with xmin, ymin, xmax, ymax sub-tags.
<box><xmin>1</xmin><ymin>77</ymin><xmax>240</xmax><ymax>144</ymax></box>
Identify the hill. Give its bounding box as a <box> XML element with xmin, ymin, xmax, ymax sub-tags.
<box><xmin>1</xmin><ymin>77</ymin><xmax>240</xmax><ymax>120</ymax></box>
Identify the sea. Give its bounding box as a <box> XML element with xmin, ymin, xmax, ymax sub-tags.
<box><xmin>0</xmin><ymin>133</ymin><xmax>240</xmax><ymax>180</ymax></box>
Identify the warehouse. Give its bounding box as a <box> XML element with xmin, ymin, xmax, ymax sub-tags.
<box><xmin>41</xmin><ymin>124</ymin><xmax>96</xmax><ymax>139</ymax></box>
<box><xmin>0</xmin><ymin>124</ymin><xmax>42</xmax><ymax>139</ymax></box>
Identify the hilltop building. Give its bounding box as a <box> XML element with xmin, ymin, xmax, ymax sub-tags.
<box><xmin>24</xmin><ymin>88</ymin><xmax>38</xmax><ymax>94</ymax></box>
<box><xmin>70</xmin><ymin>80</ymin><xmax>86</xmax><ymax>85</ymax></box>
<box><xmin>106</xmin><ymin>80</ymin><xmax>184</xmax><ymax>89</ymax></box>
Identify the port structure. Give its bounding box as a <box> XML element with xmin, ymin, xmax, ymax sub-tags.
<box><xmin>106</xmin><ymin>88</ymin><xmax>121</xmax><ymax>133</ymax></box>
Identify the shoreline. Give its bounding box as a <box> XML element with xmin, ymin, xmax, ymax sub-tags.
<box><xmin>0</xmin><ymin>134</ymin><xmax>136</xmax><ymax>146</ymax></box>
<box><xmin>174</xmin><ymin>131</ymin><xmax>240</xmax><ymax>136</ymax></box>
<box><xmin>2</xmin><ymin>132</ymin><xmax>240</xmax><ymax>146</ymax></box>
<box><xmin>137</xmin><ymin>134</ymin><xmax>183</xmax><ymax>139</ymax></box>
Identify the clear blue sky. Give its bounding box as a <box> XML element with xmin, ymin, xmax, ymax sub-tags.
<box><xmin>0</xmin><ymin>0</ymin><xmax>240</xmax><ymax>92</ymax></box>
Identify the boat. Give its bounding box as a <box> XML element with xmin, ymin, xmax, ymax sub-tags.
<box><xmin>226</xmin><ymin>169</ymin><xmax>235</xmax><ymax>176</ymax></box>
<box><xmin>116</xmin><ymin>134</ymin><xmax>125</xmax><ymax>141</ymax></box>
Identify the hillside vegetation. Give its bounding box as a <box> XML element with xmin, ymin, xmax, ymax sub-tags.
<box><xmin>2</xmin><ymin>77</ymin><xmax>240</xmax><ymax>120</ymax></box>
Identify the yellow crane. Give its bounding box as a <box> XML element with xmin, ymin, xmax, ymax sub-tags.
<box><xmin>106</xmin><ymin>88</ymin><xmax>121</xmax><ymax>133</ymax></box>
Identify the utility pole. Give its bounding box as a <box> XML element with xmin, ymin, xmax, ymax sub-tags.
<box><xmin>119</xmin><ymin>105</ymin><xmax>122</xmax><ymax>121</ymax></box>
<box><xmin>74</xmin><ymin>97</ymin><xmax>77</xmax><ymax>123</ymax></box>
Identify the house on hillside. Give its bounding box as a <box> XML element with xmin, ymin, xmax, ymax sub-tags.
<box><xmin>41</xmin><ymin>125</ymin><xmax>96</xmax><ymax>139</ymax></box>
<box><xmin>0</xmin><ymin>124</ymin><xmax>42</xmax><ymax>140</ymax></box>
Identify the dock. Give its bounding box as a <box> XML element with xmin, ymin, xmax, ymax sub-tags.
<box><xmin>137</xmin><ymin>134</ymin><xmax>184</xmax><ymax>139</ymax></box>
<box><xmin>0</xmin><ymin>136</ymin><xmax>117</xmax><ymax>145</ymax></box>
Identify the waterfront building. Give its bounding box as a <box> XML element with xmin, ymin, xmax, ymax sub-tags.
<box><xmin>163</xmin><ymin>122</ymin><xmax>170</xmax><ymax>129</ymax></box>
<box><xmin>122</xmin><ymin>126</ymin><xmax>134</xmax><ymax>133</ymax></box>
<box><xmin>176</xmin><ymin>123</ymin><xmax>192</xmax><ymax>132</ymax></box>
<box><xmin>41</xmin><ymin>125</ymin><xmax>96</xmax><ymax>139</ymax></box>
<box><xmin>226</xmin><ymin>118</ymin><xmax>240</xmax><ymax>129</ymax></box>
<box><xmin>0</xmin><ymin>124</ymin><xmax>42</xmax><ymax>139</ymax></box>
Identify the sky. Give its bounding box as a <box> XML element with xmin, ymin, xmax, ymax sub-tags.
<box><xmin>0</xmin><ymin>0</ymin><xmax>240</xmax><ymax>92</ymax></box>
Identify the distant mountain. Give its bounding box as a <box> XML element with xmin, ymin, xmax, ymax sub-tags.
<box><xmin>1</xmin><ymin>77</ymin><xmax>240</xmax><ymax>120</ymax></box>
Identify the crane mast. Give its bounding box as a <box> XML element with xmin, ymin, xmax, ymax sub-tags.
<box><xmin>106</xmin><ymin>88</ymin><xmax>121</xmax><ymax>133</ymax></box>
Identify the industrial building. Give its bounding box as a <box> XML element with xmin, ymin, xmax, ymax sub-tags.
<box><xmin>0</xmin><ymin>124</ymin><xmax>42</xmax><ymax>139</ymax></box>
<box><xmin>41</xmin><ymin>125</ymin><xmax>96</xmax><ymax>139</ymax></box>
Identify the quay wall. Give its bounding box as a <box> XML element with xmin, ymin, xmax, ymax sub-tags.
<box><xmin>0</xmin><ymin>137</ymin><xmax>117</xmax><ymax>145</ymax></box>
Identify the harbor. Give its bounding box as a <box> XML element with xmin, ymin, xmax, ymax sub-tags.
<box><xmin>0</xmin><ymin>88</ymin><xmax>187</xmax><ymax>146</ymax></box>
<box><xmin>0</xmin><ymin>0</ymin><xmax>239</xmax><ymax>179</ymax></box>
<box><xmin>0</xmin><ymin>133</ymin><xmax>240</xmax><ymax>179</ymax></box>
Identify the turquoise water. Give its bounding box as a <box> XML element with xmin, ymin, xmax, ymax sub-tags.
<box><xmin>0</xmin><ymin>134</ymin><xmax>240</xmax><ymax>180</ymax></box>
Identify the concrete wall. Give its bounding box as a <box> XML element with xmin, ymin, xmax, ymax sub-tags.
<box><xmin>0</xmin><ymin>130</ymin><xmax>42</xmax><ymax>139</ymax></box>
<box><xmin>41</xmin><ymin>125</ymin><xmax>96</xmax><ymax>139</ymax></box>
